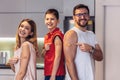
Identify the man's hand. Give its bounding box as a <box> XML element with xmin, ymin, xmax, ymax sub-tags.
<box><xmin>76</xmin><ymin>43</ymin><xmax>92</xmax><ymax>52</ymax></box>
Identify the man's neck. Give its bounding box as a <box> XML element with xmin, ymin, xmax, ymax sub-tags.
<box><xmin>75</xmin><ymin>25</ymin><xmax>87</xmax><ymax>32</ymax></box>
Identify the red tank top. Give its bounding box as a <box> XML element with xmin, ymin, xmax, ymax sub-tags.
<box><xmin>44</xmin><ymin>27</ymin><xmax>65</xmax><ymax>76</ymax></box>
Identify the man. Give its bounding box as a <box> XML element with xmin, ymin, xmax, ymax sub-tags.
<box><xmin>64</xmin><ymin>4</ymin><xmax>103</xmax><ymax>80</ymax></box>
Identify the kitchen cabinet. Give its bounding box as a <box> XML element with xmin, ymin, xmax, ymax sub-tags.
<box><xmin>0</xmin><ymin>37</ymin><xmax>44</xmax><ymax>79</ymax></box>
<box><xmin>0</xmin><ymin>69</ymin><xmax>44</xmax><ymax>80</ymax></box>
<box><xmin>0</xmin><ymin>13</ymin><xmax>48</xmax><ymax>37</ymax></box>
<box><xmin>0</xmin><ymin>0</ymin><xmax>63</xmax><ymax>12</ymax></box>
<box><xmin>0</xmin><ymin>0</ymin><xmax>25</xmax><ymax>12</ymax></box>
<box><xmin>25</xmin><ymin>0</ymin><xmax>63</xmax><ymax>12</ymax></box>
<box><xmin>0</xmin><ymin>0</ymin><xmax>94</xmax><ymax>37</ymax></box>
<box><xmin>0</xmin><ymin>38</ymin><xmax>44</xmax><ymax>64</ymax></box>
<box><xmin>63</xmin><ymin>0</ymin><xmax>94</xmax><ymax>16</ymax></box>
<box><xmin>0</xmin><ymin>69</ymin><xmax>14</xmax><ymax>80</ymax></box>
<box><xmin>0</xmin><ymin>14</ymin><xmax>25</xmax><ymax>37</ymax></box>
<box><xmin>0</xmin><ymin>0</ymin><xmax>63</xmax><ymax>37</ymax></box>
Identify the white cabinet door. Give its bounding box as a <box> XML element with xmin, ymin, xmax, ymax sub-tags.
<box><xmin>0</xmin><ymin>0</ymin><xmax>63</xmax><ymax>37</ymax></box>
<box><xmin>0</xmin><ymin>0</ymin><xmax>25</xmax><ymax>12</ymax></box>
<box><xmin>0</xmin><ymin>14</ymin><xmax>25</xmax><ymax>37</ymax></box>
<box><xmin>0</xmin><ymin>69</ymin><xmax>14</xmax><ymax>80</ymax></box>
<box><xmin>0</xmin><ymin>69</ymin><xmax>44</xmax><ymax>80</ymax></box>
<box><xmin>0</xmin><ymin>76</ymin><xmax>14</xmax><ymax>80</ymax></box>
<box><xmin>37</xmin><ymin>69</ymin><xmax>44</xmax><ymax>80</ymax></box>
<box><xmin>26</xmin><ymin>0</ymin><xmax>63</xmax><ymax>12</ymax></box>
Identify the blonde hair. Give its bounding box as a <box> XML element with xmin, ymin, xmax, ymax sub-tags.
<box><xmin>15</xmin><ymin>18</ymin><xmax>38</xmax><ymax>55</ymax></box>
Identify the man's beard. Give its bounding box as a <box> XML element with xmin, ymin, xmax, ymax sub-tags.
<box><xmin>77</xmin><ymin>19</ymin><xmax>88</xmax><ymax>28</ymax></box>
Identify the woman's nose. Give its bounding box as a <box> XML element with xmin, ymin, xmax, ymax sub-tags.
<box><xmin>20</xmin><ymin>27</ymin><xmax>25</xmax><ymax>31</ymax></box>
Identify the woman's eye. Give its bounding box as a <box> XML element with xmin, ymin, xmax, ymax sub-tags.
<box><xmin>20</xmin><ymin>25</ymin><xmax>24</xmax><ymax>28</ymax></box>
<box><xmin>25</xmin><ymin>27</ymin><xmax>30</xmax><ymax>30</ymax></box>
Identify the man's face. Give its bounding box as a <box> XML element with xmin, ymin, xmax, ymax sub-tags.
<box><xmin>73</xmin><ymin>8</ymin><xmax>90</xmax><ymax>28</ymax></box>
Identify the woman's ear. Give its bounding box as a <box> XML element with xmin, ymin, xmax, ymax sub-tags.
<box><xmin>30</xmin><ymin>32</ymin><xmax>33</xmax><ymax>36</ymax></box>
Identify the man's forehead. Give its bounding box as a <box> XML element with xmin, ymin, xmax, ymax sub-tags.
<box><xmin>75</xmin><ymin>8</ymin><xmax>88</xmax><ymax>13</ymax></box>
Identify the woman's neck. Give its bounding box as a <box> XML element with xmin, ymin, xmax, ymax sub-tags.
<box><xmin>20</xmin><ymin>38</ymin><xmax>26</xmax><ymax>44</ymax></box>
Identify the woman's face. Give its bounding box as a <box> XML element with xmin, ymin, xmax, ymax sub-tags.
<box><xmin>45</xmin><ymin>13</ymin><xmax>59</xmax><ymax>30</ymax></box>
<box><xmin>18</xmin><ymin>21</ymin><xmax>33</xmax><ymax>39</ymax></box>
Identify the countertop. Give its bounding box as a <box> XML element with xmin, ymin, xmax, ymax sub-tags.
<box><xmin>0</xmin><ymin>64</ymin><xmax>11</xmax><ymax>69</ymax></box>
<box><xmin>0</xmin><ymin>63</ymin><xmax>44</xmax><ymax>69</ymax></box>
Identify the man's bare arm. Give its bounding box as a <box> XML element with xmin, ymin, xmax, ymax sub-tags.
<box><xmin>64</xmin><ymin>30</ymin><xmax>79</xmax><ymax>80</ymax></box>
<box><xmin>92</xmin><ymin>44</ymin><xmax>103</xmax><ymax>61</ymax></box>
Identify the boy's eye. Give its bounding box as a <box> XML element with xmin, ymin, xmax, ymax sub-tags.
<box><xmin>46</xmin><ymin>18</ymin><xmax>55</xmax><ymax>21</ymax></box>
<box><xmin>51</xmin><ymin>18</ymin><xmax>55</xmax><ymax>20</ymax></box>
<box><xmin>46</xmin><ymin>18</ymin><xmax>49</xmax><ymax>20</ymax></box>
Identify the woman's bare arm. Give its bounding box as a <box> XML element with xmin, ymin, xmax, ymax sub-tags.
<box><xmin>15</xmin><ymin>42</ymin><xmax>30</xmax><ymax>80</ymax></box>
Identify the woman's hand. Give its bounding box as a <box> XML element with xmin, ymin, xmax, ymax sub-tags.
<box><xmin>8</xmin><ymin>56</ymin><xmax>19</xmax><ymax>64</ymax></box>
<box><xmin>45</xmin><ymin>43</ymin><xmax>51</xmax><ymax>51</ymax></box>
<box><xmin>41</xmin><ymin>43</ymin><xmax>51</xmax><ymax>57</ymax></box>
<box><xmin>41</xmin><ymin>49</ymin><xmax>46</xmax><ymax>57</ymax></box>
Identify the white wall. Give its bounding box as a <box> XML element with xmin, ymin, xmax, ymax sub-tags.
<box><xmin>95</xmin><ymin>1</ymin><xmax>104</xmax><ymax>80</ymax></box>
<box><xmin>96</xmin><ymin>0</ymin><xmax>120</xmax><ymax>80</ymax></box>
<box><xmin>105</xmin><ymin>6</ymin><xmax>120</xmax><ymax>80</ymax></box>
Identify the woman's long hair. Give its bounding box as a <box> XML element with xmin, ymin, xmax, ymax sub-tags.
<box><xmin>15</xmin><ymin>18</ymin><xmax>39</xmax><ymax>55</ymax></box>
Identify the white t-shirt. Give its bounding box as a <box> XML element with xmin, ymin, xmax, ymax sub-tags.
<box><xmin>65</xmin><ymin>27</ymin><xmax>97</xmax><ymax>80</ymax></box>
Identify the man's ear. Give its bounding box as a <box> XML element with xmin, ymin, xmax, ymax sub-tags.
<box><xmin>73</xmin><ymin>16</ymin><xmax>75</xmax><ymax>20</ymax></box>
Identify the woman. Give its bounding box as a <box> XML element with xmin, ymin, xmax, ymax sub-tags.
<box><xmin>9</xmin><ymin>19</ymin><xmax>38</xmax><ymax>80</ymax></box>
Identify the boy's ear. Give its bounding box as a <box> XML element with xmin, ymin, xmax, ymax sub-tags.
<box><xmin>57</xmin><ymin>19</ymin><xmax>60</xmax><ymax>24</ymax></box>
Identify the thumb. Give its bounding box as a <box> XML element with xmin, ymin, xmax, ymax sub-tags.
<box><xmin>76</xmin><ymin>42</ymin><xmax>82</xmax><ymax>46</ymax></box>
